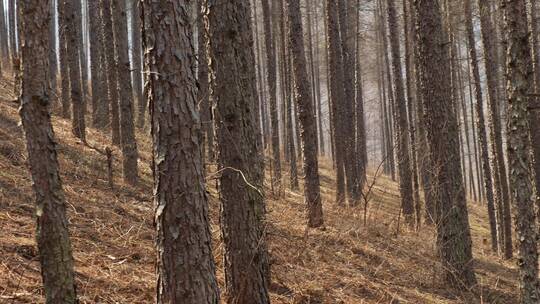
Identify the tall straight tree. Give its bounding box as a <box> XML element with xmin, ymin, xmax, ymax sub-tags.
<box><xmin>58</xmin><ymin>0</ymin><xmax>71</xmax><ymax>118</ymax></box>
<box><xmin>286</xmin><ymin>0</ymin><xmax>324</xmax><ymax>228</ymax></box>
<box><xmin>326</xmin><ymin>0</ymin><xmax>347</xmax><ymax>204</ymax></box>
<box><xmin>8</xmin><ymin>0</ymin><xmax>16</xmax><ymax>62</ymax></box>
<box><xmin>414</xmin><ymin>0</ymin><xmax>477</xmax><ymax>288</ymax></box>
<box><xmin>261</xmin><ymin>0</ymin><xmax>282</xmax><ymax>188</ymax></box>
<box><xmin>386</xmin><ymin>0</ymin><xmax>414</xmax><ymax>223</ymax></box>
<box><xmin>142</xmin><ymin>1</ymin><xmax>220</xmax><ymax>302</ymax></box>
<box><xmin>503</xmin><ymin>0</ymin><xmax>539</xmax><ymax>302</ymax></box>
<box><xmin>89</xmin><ymin>0</ymin><xmax>108</xmax><ymax>129</ymax></box>
<box><xmin>478</xmin><ymin>0</ymin><xmax>513</xmax><ymax>258</ymax></box>
<box><xmin>48</xmin><ymin>0</ymin><xmax>58</xmax><ymax>103</ymax></box>
<box><xmin>0</xmin><ymin>0</ymin><xmax>7</xmax><ymax>72</ymax></box>
<box><xmin>206</xmin><ymin>1</ymin><xmax>270</xmax><ymax>303</ymax></box>
<box><xmin>18</xmin><ymin>0</ymin><xmax>77</xmax><ymax>302</ymax></box>
<box><xmin>63</xmin><ymin>0</ymin><xmax>86</xmax><ymax>141</ymax></box>
<box><xmin>130</xmin><ymin>0</ymin><xmax>144</xmax><ymax>129</ymax></box>
<box><xmin>112</xmin><ymin>0</ymin><xmax>139</xmax><ymax>185</ymax></box>
<box><xmin>100</xmin><ymin>0</ymin><xmax>121</xmax><ymax>145</ymax></box>
<box><xmin>464</xmin><ymin>0</ymin><xmax>499</xmax><ymax>252</ymax></box>
<box><xmin>198</xmin><ymin>0</ymin><xmax>214</xmax><ymax>163</ymax></box>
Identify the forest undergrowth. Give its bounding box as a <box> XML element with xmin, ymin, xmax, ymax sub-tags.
<box><xmin>0</xmin><ymin>75</ymin><xmax>518</xmax><ymax>303</ymax></box>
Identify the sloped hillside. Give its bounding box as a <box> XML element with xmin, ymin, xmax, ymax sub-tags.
<box><xmin>0</xmin><ymin>75</ymin><xmax>519</xmax><ymax>303</ymax></box>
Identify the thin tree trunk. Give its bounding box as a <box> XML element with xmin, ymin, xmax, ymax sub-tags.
<box><xmin>287</xmin><ymin>0</ymin><xmax>324</xmax><ymax>227</ymax></box>
<box><xmin>19</xmin><ymin>1</ymin><xmax>77</xmax><ymax>301</ymax></box>
<box><xmin>198</xmin><ymin>0</ymin><xmax>214</xmax><ymax>163</ymax></box>
<box><xmin>58</xmin><ymin>0</ymin><xmax>71</xmax><ymax>118</ymax></box>
<box><xmin>63</xmin><ymin>0</ymin><xmax>86</xmax><ymax>141</ymax></box>
<box><xmin>48</xmin><ymin>0</ymin><xmax>58</xmax><ymax>104</ymax></box>
<box><xmin>386</xmin><ymin>0</ymin><xmax>414</xmax><ymax>223</ymax></box>
<box><xmin>89</xmin><ymin>0</ymin><xmax>108</xmax><ymax>129</ymax></box>
<box><xmin>206</xmin><ymin>1</ymin><xmax>271</xmax><ymax>302</ymax></box>
<box><xmin>112</xmin><ymin>0</ymin><xmax>139</xmax><ymax>185</ymax></box>
<box><xmin>142</xmin><ymin>1</ymin><xmax>220</xmax><ymax>301</ymax></box>
<box><xmin>464</xmin><ymin>0</ymin><xmax>499</xmax><ymax>253</ymax></box>
<box><xmin>131</xmin><ymin>0</ymin><xmax>144</xmax><ymax>130</ymax></box>
<box><xmin>100</xmin><ymin>0</ymin><xmax>121</xmax><ymax>145</ymax></box>
<box><xmin>262</xmin><ymin>0</ymin><xmax>283</xmax><ymax>189</ymax></box>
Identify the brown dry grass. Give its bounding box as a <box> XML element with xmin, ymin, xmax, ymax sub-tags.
<box><xmin>0</xmin><ymin>75</ymin><xmax>518</xmax><ymax>303</ymax></box>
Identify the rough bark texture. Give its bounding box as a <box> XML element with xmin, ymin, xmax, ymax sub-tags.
<box><xmin>326</xmin><ymin>0</ymin><xmax>346</xmax><ymax>204</ymax></box>
<box><xmin>48</xmin><ymin>0</ymin><xmax>57</xmax><ymax>104</ymax></box>
<box><xmin>479</xmin><ymin>0</ymin><xmax>514</xmax><ymax>258</ymax></box>
<box><xmin>130</xmin><ymin>0</ymin><xmax>144</xmax><ymax>130</ymax></box>
<box><xmin>8</xmin><ymin>0</ymin><xmax>16</xmax><ymax>61</ymax></box>
<box><xmin>503</xmin><ymin>0</ymin><xmax>540</xmax><ymax>301</ymax></box>
<box><xmin>527</xmin><ymin>0</ymin><xmax>540</xmax><ymax>223</ymax></box>
<box><xmin>112</xmin><ymin>0</ymin><xmax>139</xmax><ymax>185</ymax></box>
<box><xmin>63</xmin><ymin>0</ymin><xmax>86</xmax><ymax>141</ymax></box>
<box><xmin>386</xmin><ymin>0</ymin><xmax>414</xmax><ymax>222</ymax></box>
<box><xmin>19</xmin><ymin>1</ymin><xmax>77</xmax><ymax>302</ymax></box>
<box><xmin>100</xmin><ymin>0</ymin><xmax>120</xmax><ymax>145</ymax></box>
<box><xmin>206</xmin><ymin>2</ymin><xmax>270</xmax><ymax>303</ymax></box>
<box><xmin>414</xmin><ymin>0</ymin><xmax>477</xmax><ymax>288</ymax></box>
<box><xmin>286</xmin><ymin>0</ymin><xmax>324</xmax><ymax>228</ymax></box>
<box><xmin>89</xmin><ymin>0</ymin><xmax>108</xmax><ymax>129</ymax></box>
<box><xmin>464</xmin><ymin>0</ymin><xmax>499</xmax><ymax>253</ymax></box>
<box><xmin>142</xmin><ymin>1</ymin><xmax>220</xmax><ymax>302</ymax></box>
<box><xmin>261</xmin><ymin>0</ymin><xmax>282</xmax><ymax>188</ymax></box>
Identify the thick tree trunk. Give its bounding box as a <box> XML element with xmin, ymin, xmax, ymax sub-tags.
<box><xmin>261</xmin><ymin>0</ymin><xmax>282</xmax><ymax>189</ymax></box>
<box><xmin>386</xmin><ymin>0</ymin><xmax>414</xmax><ymax>223</ymax></box>
<box><xmin>89</xmin><ymin>0</ymin><xmax>108</xmax><ymax>129</ymax></box>
<box><xmin>206</xmin><ymin>2</ymin><xmax>270</xmax><ymax>303</ymax></box>
<box><xmin>464</xmin><ymin>0</ymin><xmax>499</xmax><ymax>253</ymax></box>
<box><xmin>503</xmin><ymin>0</ymin><xmax>540</xmax><ymax>302</ymax></box>
<box><xmin>100</xmin><ymin>0</ymin><xmax>121</xmax><ymax>145</ymax></box>
<box><xmin>479</xmin><ymin>0</ymin><xmax>513</xmax><ymax>258</ymax></box>
<box><xmin>112</xmin><ymin>0</ymin><xmax>139</xmax><ymax>185</ymax></box>
<box><xmin>19</xmin><ymin>1</ymin><xmax>77</xmax><ymax>302</ymax></box>
<box><xmin>142</xmin><ymin>1</ymin><xmax>220</xmax><ymax>302</ymax></box>
<box><xmin>287</xmin><ymin>0</ymin><xmax>324</xmax><ymax>228</ymax></box>
<box><xmin>414</xmin><ymin>0</ymin><xmax>477</xmax><ymax>288</ymax></box>
<box><xmin>326</xmin><ymin>0</ymin><xmax>347</xmax><ymax>205</ymax></box>
<box><xmin>63</xmin><ymin>0</ymin><xmax>86</xmax><ymax>141</ymax></box>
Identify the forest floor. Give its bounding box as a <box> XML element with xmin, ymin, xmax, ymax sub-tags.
<box><xmin>0</xmin><ymin>74</ymin><xmax>519</xmax><ymax>303</ymax></box>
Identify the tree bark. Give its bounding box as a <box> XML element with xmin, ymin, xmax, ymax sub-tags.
<box><xmin>48</xmin><ymin>0</ymin><xmax>58</xmax><ymax>104</ymax></box>
<box><xmin>503</xmin><ymin>0</ymin><xmax>540</xmax><ymax>302</ymax></box>
<box><xmin>198</xmin><ymin>0</ymin><xmax>214</xmax><ymax>164</ymax></box>
<box><xmin>19</xmin><ymin>0</ymin><xmax>77</xmax><ymax>301</ymax></box>
<box><xmin>112</xmin><ymin>0</ymin><xmax>139</xmax><ymax>185</ymax></box>
<box><xmin>414</xmin><ymin>0</ymin><xmax>477</xmax><ymax>288</ymax></box>
<box><xmin>206</xmin><ymin>1</ymin><xmax>270</xmax><ymax>303</ymax></box>
<box><xmin>142</xmin><ymin>1</ymin><xmax>220</xmax><ymax>302</ymax></box>
<box><xmin>130</xmin><ymin>0</ymin><xmax>144</xmax><ymax>130</ymax></box>
<box><xmin>58</xmin><ymin>0</ymin><xmax>71</xmax><ymax>118</ymax></box>
<box><xmin>286</xmin><ymin>0</ymin><xmax>324</xmax><ymax>228</ymax></box>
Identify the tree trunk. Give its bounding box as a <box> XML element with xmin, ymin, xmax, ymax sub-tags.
<box><xmin>63</xmin><ymin>0</ymin><xmax>86</xmax><ymax>141</ymax></box>
<box><xmin>414</xmin><ymin>0</ymin><xmax>477</xmax><ymax>288</ymax></box>
<box><xmin>130</xmin><ymin>0</ymin><xmax>144</xmax><ymax>130</ymax></box>
<box><xmin>58</xmin><ymin>0</ymin><xmax>71</xmax><ymax>118</ymax></box>
<box><xmin>479</xmin><ymin>0</ymin><xmax>513</xmax><ymax>258</ymax></box>
<box><xmin>326</xmin><ymin>0</ymin><xmax>347</xmax><ymax>205</ymax></box>
<box><xmin>8</xmin><ymin>0</ymin><xmax>17</xmax><ymax>62</ymax></box>
<box><xmin>464</xmin><ymin>0</ymin><xmax>499</xmax><ymax>253</ymax></box>
<box><xmin>100</xmin><ymin>0</ymin><xmax>121</xmax><ymax>145</ymax></box>
<box><xmin>19</xmin><ymin>1</ymin><xmax>77</xmax><ymax>301</ymax></box>
<box><xmin>112</xmin><ymin>0</ymin><xmax>139</xmax><ymax>185</ymax></box>
<box><xmin>503</xmin><ymin>0</ymin><xmax>540</xmax><ymax>302</ymax></box>
<box><xmin>89</xmin><ymin>0</ymin><xmax>108</xmax><ymax>129</ymax></box>
<box><xmin>286</xmin><ymin>0</ymin><xmax>324</xmax><ymax>228</ymax></box>
<box><xmin>48</xmin><ymin>0</ymin><xmax>58</xmax><ymax>104</ymax></box>
<box><xmin>261</xmin><ymin>0</ymin><xmax>282</xmax><ymax>189</ymax></box>
<box><xmin>0</xmin><ymin>0</ymin><xmax>7</xmax><ymax>72</ymax></box>
<box><xmin>386</xmin><ymin>0</ymin><xmax>414</xmax><ymax>223</ymax></box>
<box><xmin>356</xmin><ymin>0</ymin><xmax>367</xmax><ymax>183</ymax></box>
<box><xmin>142</xmin><ymin>1</ymin><xmax>220</xmax><ymax>302</ymax></box>
<box><xmin>206</xmin><ymin>1</ymin><xmax>271</xmax><ymax>303</ymax></box>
